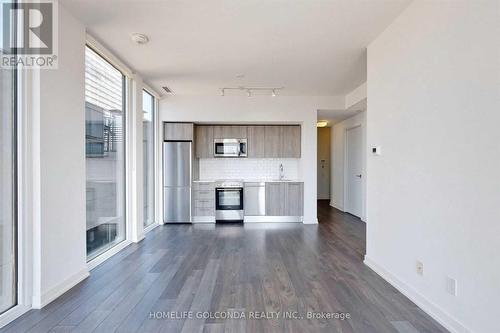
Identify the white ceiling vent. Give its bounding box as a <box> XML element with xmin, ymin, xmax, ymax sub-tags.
<box><xmin>162</xmin><ymin>86</ymin><xmax>174</xmax><ymax>94</ymax></box>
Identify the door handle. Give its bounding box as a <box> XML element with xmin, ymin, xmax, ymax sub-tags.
<box><xmin>356</xmin><ymin>174</ymin><xmax>362</xmax><ymax>178</ymax></box>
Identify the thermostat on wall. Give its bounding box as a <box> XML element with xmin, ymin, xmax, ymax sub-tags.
<box><xmin>371</xmin><ymin>146</ymin><xmax>381</xmax><ymax>155</ymax></box>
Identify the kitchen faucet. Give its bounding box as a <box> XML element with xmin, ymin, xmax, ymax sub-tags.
<box><xmin>279</xmin><ymin>163</ymin><xmax>284</xmax><ymax>180</ymax></box>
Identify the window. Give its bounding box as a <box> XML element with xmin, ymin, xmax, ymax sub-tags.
<box><xmin>143</xmin><ymin>90</ymin><xmax>155</xmax><ymax>227</ymax></box>
<box><xmin>85</xmin><ymin>46</ymin><xmax>126</xmax><ymax>260</ymax></box>
<box><xmin>0</xmin><ymin>1</ymin><xmax>17</xmax><ymax>314</ymax></box>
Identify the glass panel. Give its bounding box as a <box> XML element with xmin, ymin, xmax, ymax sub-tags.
<box><xmin>215</xmin><ymin>143</ymin><xmax>224</xmax><ymax>154</ymax></box>
<box><xmin>142</xmin><ymin>90</ymin><xmax>155</xmax><ymax>227</ymax></box>
<box><xmin>85</xmin><ymin>46</ymin><xmax>126</xmax><ymax>260</ymax></box>
<box><xmin>216</xmin><ymin>143</ymin><xmax>238</xmax><ymax>155</ymax></box>
<box><xmin>0</xmin><ymin>0</ymin><xmax>17</xmax><ymax>313</ymax></box>
<box><xmin>219</xmin><ymin>190</ymin><xmax>241</xmax><ymax>206</ymax></box>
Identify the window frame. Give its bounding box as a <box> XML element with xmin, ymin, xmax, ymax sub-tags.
<box><xmin>142</xmin><ymin>88</ymin><xmax>156</xmax><ymax>228</ymax></box>
<box><xmin>84</xmin><ymin>43</ymin><xmax>128</xmax><ymax>262</ymax></box>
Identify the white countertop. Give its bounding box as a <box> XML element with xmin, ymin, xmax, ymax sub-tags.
<box><xmin>193</xmin><ymin>179</ymin><xmax>303</xmax><ymax>183</ymax></box>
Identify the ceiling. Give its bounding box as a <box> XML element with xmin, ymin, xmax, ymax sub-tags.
<box><xmin>61</xmin><ymin>0</ymin><xmax>411</xmax><ymax>96</ymax></box>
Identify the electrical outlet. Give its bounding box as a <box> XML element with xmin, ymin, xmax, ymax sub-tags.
<box><xmin>446</xmin><ymin>277</ymin><xmax>457</xmax><ymax>296</ymax></box>
<box><xmin>416</xmin><ymin>261</ymin><xmax>424</xmax><ymax>276</ymax></box>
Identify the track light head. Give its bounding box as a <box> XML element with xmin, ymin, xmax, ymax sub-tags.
<box><xmin>219</xmin><ymin>87</ymin><xmax>282</xmax><ymax>97</ymax></box>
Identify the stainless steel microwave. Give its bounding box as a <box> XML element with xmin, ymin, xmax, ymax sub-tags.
<box><xmin>214</xmin><ymin>138</ymin><xmax>247</xmax><ymax>157</ymax></box>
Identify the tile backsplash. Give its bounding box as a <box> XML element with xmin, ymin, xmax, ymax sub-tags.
<box><xmin>199</xmin><ymin>158</ymin><xmax>299</xmax><ymax>180</ymax></box>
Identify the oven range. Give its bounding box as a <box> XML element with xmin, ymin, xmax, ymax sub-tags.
<box><xmin>215</xmin><ymin>180</ymin><xmax>244</xmax><ymax>222</ymax></box>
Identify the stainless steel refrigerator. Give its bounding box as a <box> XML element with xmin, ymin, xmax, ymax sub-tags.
<box><xmin>163</xmin><ymin>141</ymin><xmax>191</xmax><ymax>223</ymax></box>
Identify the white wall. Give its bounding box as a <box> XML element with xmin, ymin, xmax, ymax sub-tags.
<box><xmin>159</xmin><ymin>95</ymin><xmax>344</xmax><ymax>224</ymax></box>
<box><xmin>330</xmin><ymin>111</ymin><xmax>366</xmax><ymax>221</ymax></box>
<box><xmin>345</xmin><ymin>82</ymin><xmax>367</xmax><ymax>110</ymax></box>
<box><xmin>34</xmin><ymin>4</ymin><xmax>88</xmax><ymax>307</ymax></box>
<box><xmin>317</xmin><ymin>127</ymin><xmax>331</xmax><ymax>200</ymax></box>
<box><xmin>365</xmin><ymin>1</ymin><xmax>500</xmax><ymax>333</ymax></box>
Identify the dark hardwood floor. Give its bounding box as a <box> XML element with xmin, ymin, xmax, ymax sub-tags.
<box><xmin>1</xmin><ymin>201</ymin><xmax>448</xmax><ymax>333</ymax></box>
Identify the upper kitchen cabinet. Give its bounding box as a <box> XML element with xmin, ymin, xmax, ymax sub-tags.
<box><xmin>213</xmin><ymin>125</ymin><xmax>247</xmax><ymax>139</ymax></box>
<box><xmin>264</xmin><ymin>125</ymin><xmax>301</xmax><ymax>158</ymax></box>
<box><xmin>192</xmin><ymin>124</ymin><xmax>300</xmax><ymax>158</ymax></box>
<box><xmin>264</xmin><ymin>126</ymin><xmax>282</xmax><ymax>158</ymax></box>
<box><xmin>282</xmin><ymin>125</ymin><xmax>301</xmax><ymax>158</ymax></box>
<box><xmin>164</xmin><ymin>122</ymin><xmax>194</xmax><ymax>141</ymax></box>
<box><xmin>247</xmin><ymin>126</ymin><xmax>266</xmax><ymax>158</ymax></box>
<box><xmin>194</xmin><ymin>125</ymin><xmax>214</xmax><ymax>158</ymax></box>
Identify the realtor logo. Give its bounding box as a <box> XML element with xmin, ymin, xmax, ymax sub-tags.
<box><xmin>1</xmin><ymin>0</ymin><xmax>58</xmax><ymax>68</ymax></box>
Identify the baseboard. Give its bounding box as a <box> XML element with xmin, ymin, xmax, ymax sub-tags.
<box><xmin>363</xmin><ymin>256</ymin><xmax>471</xmax><ymax>333</ymax></box>
<box><xmin>144</xmin><ymin>223</ymin><xmax>160</xmax><ymax>233</ymax></box>
<box><xmin>0</xmin><ymin>305</ymin><xmax>31</xmax><ymax>329</ymax></box>
<box><xmin>87</xmin><ymin>240</ymin><xmax>132</xmax><ymax>271</ymax></box>
<box><xmin>32</xmin><ymin>268</ymin><xmax>89</xmax><ymax>309</ymax></box>
<box><xmin>245</xmin><ymin>216</ymin><xmax>303</xmax><ymax>223</ymax></box>
<box><xmin>303</xmin><ymin>218</ymin><xmax>318</xmax><ymax>224</ymax></box>
<box><xmin>193</xmin><ymin>216</ymin><xmax>216</xmax><ymax>223</ymax></box>
<box><xmin>132</xmin><ymin>233</ymin><xmax>145</xmax><ymax>243</ymax></box>
<box><xmin>329</xmin><ymin>201</ymin><xmax>344</xmax><ymax>211</ymax></box>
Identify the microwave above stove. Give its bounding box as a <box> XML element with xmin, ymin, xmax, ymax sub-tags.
<box><xmin>214</xmin><ymin>138</ymin><xmax>247</xmax><ymax>157</ymax></box>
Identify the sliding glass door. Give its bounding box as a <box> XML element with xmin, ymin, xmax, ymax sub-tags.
<box><xmin>0</xmin><ymin>18</ymin><xmax>17</xmax><ymax>314</ymax></box>
<box><xmin>85</xmin><ymin>46</ymin><xmax>126</xmax><ymax>260</ymax></box>
<box><xmin>142</xmin><ymin>90</ymin><xmax>155</xmax><ymax>227</ymax></box>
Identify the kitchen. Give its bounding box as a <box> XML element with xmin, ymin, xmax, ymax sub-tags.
<box><xmin>163</xmin><ymin>122</ymin><xmax>304</xmax><ymax>223</ymax></box>
<box><xmin>158</xmin><ymin>95</ymin><xmax>342</xmax><ymax>225</ymax></box>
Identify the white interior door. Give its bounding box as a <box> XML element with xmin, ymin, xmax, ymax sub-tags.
<box><xmin>346</xmin><ymin>126</ymin><xmax>362</xmax><ymax>217</ymax></box>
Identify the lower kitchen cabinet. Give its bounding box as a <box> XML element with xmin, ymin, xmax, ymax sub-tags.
<box><xmin>192</xmin><ymin>182</ymin><xmax>215</xmax><ymax>220</ymax></box>
<box><xmin>265</xmin><ymin>182</ymin><xmax>304</xmax><ymax>217</ymax></box>
<box><xmin>285</xmin><ymin>182</ymin><xmax>304</xmax><ymax>216</ymax></box>
<box><xmin>265</xmin><ymin>182</ymin><xmax>286</xmax><ymax>216</ymax></box>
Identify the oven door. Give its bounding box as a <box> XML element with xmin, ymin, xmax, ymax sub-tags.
<box><xmin>215</xmin><ymin>188</ymin><xmax>243</xmax><ymax>210</ymax></box>
<box><xmin>214</xmin><ymin>139</ymin><xmax>240</xmax><ymax>157</ymax></box>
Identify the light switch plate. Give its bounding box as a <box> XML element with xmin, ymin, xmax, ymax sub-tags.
<box><xmin>416</xmin><ymin>261</ymin><xmax>424</xmax><ymax>276</ymax></box>
<box><xmin>446</xmin><ymin>276</ymin><xmax>457</xmax><ymax>296</ymax></box>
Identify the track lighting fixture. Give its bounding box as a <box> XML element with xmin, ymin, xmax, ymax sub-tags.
<box><xmin>219</xmin><ymin>86</ymin><xmax>283</xmax><ymax>97</ymax></box>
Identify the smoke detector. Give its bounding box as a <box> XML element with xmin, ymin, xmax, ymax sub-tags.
<box><xmin>130</xmin><ymin>33</ymin><xmax>149</xmax><ymax>45</ymax></box>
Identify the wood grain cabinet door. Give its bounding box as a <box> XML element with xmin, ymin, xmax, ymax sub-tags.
<box><xmin>265</xmin><ymin>182</ymin><xmax>286</xmax><ymax>216</ymax></box>
<box><xmin>164</xmin><ymin>122</ymin><xmax>194</xmax><ymax>141</ymax></box>
<box><xmin>194</xmin><ymin>125</ymin><xmax>214</xmax><ymax>158</ymax></box>
<box><xmin>285</xmin><ymin>182</ymin><xmax>304</xmax><ymax>216</ymax></box>
<box><xmin>230</xmin><ymin>126</ymin><xmax>248</xmax><ymax>139</ymax></box>
<box><xmin>264</xmin><ymin>126</ymin><xmax>283</xmax><ymax>158</ymax></box>
<box><xmin>247</xmin><ymin>126</ymin><xmax>266</xmax><ymax>158</ymax></box>
<box><xmin>282</xmin><ymin>125</ymin><xmax>301</xmax><ymax>158</ymax></box>
<box><xmin>213</xmin><ymin>125</ymin><xmax>247</xmax><ymax>139</ymax></box>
